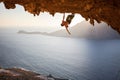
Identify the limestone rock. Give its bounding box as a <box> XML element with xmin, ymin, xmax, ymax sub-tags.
<box><xmin>0</xmin><ymin>0</ymin><xmax>120</xmax><ymax>33</ymax></box>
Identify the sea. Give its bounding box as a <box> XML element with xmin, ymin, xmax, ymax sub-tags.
<box><xmin>0</xmin><ymin>27</ymin><xmax>120</xmax><ymax>80</ymax></box>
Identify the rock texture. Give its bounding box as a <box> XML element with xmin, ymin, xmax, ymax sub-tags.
<box><xmin>0</xmin><ymin>0</ymin><xmax>120</xmax><ymax>33</ymax></box>
<box><xmin>0</xmin><ymin>67</ymin><xmax>69</xmax><ymax>80</ymax></box>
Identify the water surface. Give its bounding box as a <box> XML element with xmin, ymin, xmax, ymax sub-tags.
<box><xmin>0</xmin><ymin>28</ymin><xmax>120</xmax><ymax>80</ymax></box>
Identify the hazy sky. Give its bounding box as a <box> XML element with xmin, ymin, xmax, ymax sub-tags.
<box><xmin>0</xmin><ymin>3</ymin><xmax>84</xmax><ymax>32</ymax></box>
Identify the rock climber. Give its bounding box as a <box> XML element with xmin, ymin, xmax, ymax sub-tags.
<box><xmin>61</xmin><ymin>13</ymin><xmax>75</xmax><ymax>35</ymax></box>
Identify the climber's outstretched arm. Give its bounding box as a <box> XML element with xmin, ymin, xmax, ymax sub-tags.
<box><xmin>63</xmin><ymin>13</ymin><xmax>65</xmax><ymax>21</ymax></box>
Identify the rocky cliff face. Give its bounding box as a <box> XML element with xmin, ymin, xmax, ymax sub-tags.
<box><xmin>0</xmin><ymin>0</ymin><xmax>120</xmax><ymax>33</ymax></box>
<box><xmin>0</xmin><ymin>67</ymin><xmax>68</xmax><ymax>80</ymax></box>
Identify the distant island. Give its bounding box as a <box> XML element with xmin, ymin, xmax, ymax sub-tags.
<box><xmin>18</xmin><ymin>30</ymin><xmax>49</xmax><ymax>35</ymax></box>
<box><xmin>18</xmin><ymin>21</ymin><xmax>120</xmax><ymax>39</ymax></box>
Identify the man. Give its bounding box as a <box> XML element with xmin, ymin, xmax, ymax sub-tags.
<box><xmin>61</xmin><ymin>13</ymin><xmax>75</xmax><ymax>35</ymax></box>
